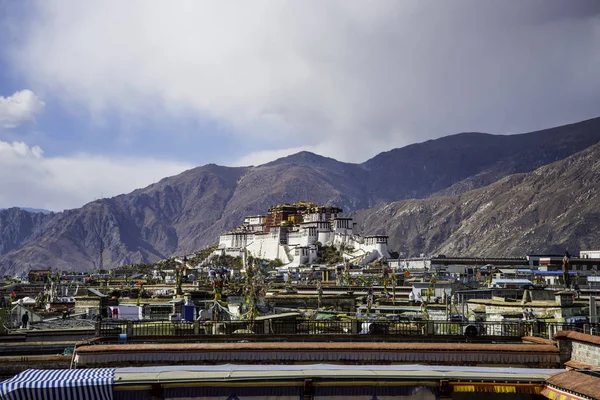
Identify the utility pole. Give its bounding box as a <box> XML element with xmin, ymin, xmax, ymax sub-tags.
<box><xmin>176</xmin><ymin>257</ymin><xmax>185</xmax><ymax>296</ymax></box>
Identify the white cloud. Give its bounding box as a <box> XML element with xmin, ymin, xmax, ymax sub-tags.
<box><xmin>234</xmin><ymin>146</ymin><xmax>315</xmax><ymax>167</ymax></box>
<box><xmin>0</xmin><ymin>140</ymin><xmax>192</xmax><ymax>211</ymax></box>
<box><xmin>7</xmin><ymin>2</ymin><xmax>600</xmax><ymax>162</ymax></box>
<box><xmin>0</xmin><ymin>90</ymin><xmax>45</xmax><ymax>129</ymax></box>
<box><xmin>234</xmin><ymin>134</ymin><xmax>394</xmax><ymax>166</ymax></box>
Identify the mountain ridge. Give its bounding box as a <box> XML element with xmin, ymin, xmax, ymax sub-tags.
<box><xmin>2</xmin><ymin>116</ymin><xmax>600</xmax><ymax>274</ymax></box>
<box><xmin>0</xmin><ymin>207</ymin><xmax>53</xmax><ymax>214</ymax></box>
<box><xmin>354</xmin><ymin>141</ymin><xmax>600</xmax><ymax>257</ymax></box>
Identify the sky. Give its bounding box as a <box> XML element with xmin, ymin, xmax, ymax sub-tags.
<box><xmin>1</xmin><ymin>1</ymin><xmax>600</xmax><ymax>212</ymax></box>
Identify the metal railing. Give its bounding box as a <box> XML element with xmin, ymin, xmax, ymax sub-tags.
<box><xmin>533</xmin><ymin>321</ymin><xmax>599</xmax><ymax>337</ymax></box>
<box><xmin>96</xmin><ymin>319</ymin><xmax>600</xmax><ymax>339</ymax></box>
<box><xmin>99</xmin><ymin>320</ymin><xmax>196</xmax><ymax>336</ymax></box>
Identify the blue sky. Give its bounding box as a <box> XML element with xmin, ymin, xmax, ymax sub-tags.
<box><xmin>1</xmin><ymin>1</ymin><xmax>600</xmax><ymax>211</ymax></box>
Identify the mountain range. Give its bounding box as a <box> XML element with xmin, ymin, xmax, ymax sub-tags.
<box><xmin>0</xmin><ymin>208</ymin><xmax>51</xmax><ymax>214</ymax></box>
<box><xmin>2</xmin><ymin>117</ymin><xmax>600</xmax><ymax>275</ymax></box>
<box><xmin>354</xmin><ymin>140</ymin><xmax>600</xmax><ymax>258</ymax></box>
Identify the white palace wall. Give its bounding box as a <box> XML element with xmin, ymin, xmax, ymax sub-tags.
<box><xmin>215</xmin><ymin>211</ymin><xmax>390</xmax><ymax>267</ymax></box>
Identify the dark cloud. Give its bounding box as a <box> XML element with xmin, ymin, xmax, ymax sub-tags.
<box><xmin>5</xmin><ymin>0</ymin><xmax>600</xmax><ymax>164</ymax></box>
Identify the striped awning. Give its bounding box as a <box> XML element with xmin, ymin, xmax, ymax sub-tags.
<box><xmin>0</xmin><ymin>369</ymin><xmax>114</xmax><ymax>400</ymax></box>
<box><xmin>541</xmin><ymin>386</ymin><xmax>590</xmax><ymax>400</ymax></box>
<box><xmin>452</xmin><ymin>383</ymin><xmax>543</xmax><ymax>394</ymax></box>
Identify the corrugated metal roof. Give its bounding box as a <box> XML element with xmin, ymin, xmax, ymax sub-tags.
<box><xmin>517</xmin><ymin>269</ymin><xmax>577</xmax><ymax>275</ymax></box>
<box><xmin>255</xmin><ymin>312</ymin><xmax>301</xmax><ymax>320</ymax></box>
<box><xmin>115</xmin><ymin>363</ymin><xmax>560</xmax><ymax>375</ymax></box>
<box><xmin>112</xmin><ymin>364</ymin><xmax>559</xmax><ymax>385</ymax></box>
<box><xmin>491</xmin><ymin>279</ymin><xmax>533</xmax><ymax>284</ymax></box>
<box><xmin>86</xmin><ymin>288</ymin><xmax>107</xmax><ymax>297</ymax></box>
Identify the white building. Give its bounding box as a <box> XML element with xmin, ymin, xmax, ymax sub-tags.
<box><xmin>410</xmin><ymin>281</ymin><xmax>453</xmax><ymax>303</ymax></box>
<box><xmin>488</xmin><ymin>278</ymin><xmax>533</xmax><ymax>289</ymax></box>
<box><xmin>399</xmin><ymin>257</ymin><xmax>432</xmax><ymax>271</ymax></box>
<box><xmin>215</xmin><ymin>202</ymin><xmax>391</xmax><ymax>268</ymax></box>
<box><xmin>580</xmin><ymin>250</ymin><xmax>600</xmax><ymax>259</ymax></box>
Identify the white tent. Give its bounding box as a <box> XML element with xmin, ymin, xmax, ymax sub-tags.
<box><xmin>11</xmin><ymin>296</ymin><xmax>37</xmax><ymax>306</ymax></box>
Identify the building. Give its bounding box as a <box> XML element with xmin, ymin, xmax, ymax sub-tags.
<box><xmin>9</xmin><ymin>304</ymin><xmax>43</xmax><ymax>328</ymax></box>
<box><xmin>398</xmin><ymin>257</ymin><xmax>431</xmax><ymax>271</ymax></box>
<box><xmin>216</xmin><ymin>202</ymin><xmax>390</xmax><ymax>268</ymax></box>
<box><xmin>489</xmin><ymin>278</ymin><xmax>534</xmax><ymax>289</ymax></box>
<box><xmin>516</xmin><ymin>269</ymin><xmax>578</xmax><ymax>287</ymax></box>
<box><xmin>529</xmin><ymin>254</ymin><xmax>600</xmax><ymax>276</ymax></box>
<box><xmin>27</xmin><ymin>269</ymin><xmax>52</xmax><ymax>283</ymax></box>
<box><xmin>580</xmin><ymin>250</ymin><xmax>600</xmax><ymax>259</ymax></box>
<box><xmin>588</xmin><ymin>276</ymin><xmax>600</xmax><ymax>288</ymax></box>
<box><xmin>409</xmin><ymin>280</ymin><xmax>454</xmax><ymax>303</ymax></box>
<box><xmin>0</xmin><ymin>364</ymin><xmax>570</xmax><ymax>400</ymax></box>
<box><xmin>467</xmin><ymin>290</ymin><xmax>588</xmax><ymax>323</ymax></box>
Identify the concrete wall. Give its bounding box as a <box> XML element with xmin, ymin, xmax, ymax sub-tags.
<box><xmin>473</xmin><ymin>304</ymin><xmax>580</xmax><ymax>320</ymax></box>
<box><xmin>529</xmin><ymin>290</ymin><xmax>555</xmax><ymax>301</ymax></box>
<box><xmin>570</xmin><ymin>340</ymin><xmax>600</xmax><ymax>367</ymax></box>
<box><xmin>400</xmin><ymin>258</ymin><xmax>431</xmax><ymax>270</ymax></box>
<box><xmin>219</xmin><ymin>232</ymin><xmax>247</xmax><ymax>248</ymax></box>
<box><xmin>73</xmin><ymin>297</ymin><xmax>102</xmax><ymax>316</ymax></box>
<box><xmin>288</xmin><ymin>229</ymin><xmax>313</xmax><ymax>247</ymax></box>
<box><xmin>12</xmin><ymin>305</ymin><xmax>43</xmax><ymax>324</ymax></box>
<box><xmin>411</xmin><ymin>283</ymin><xmax>452</xmax><ymax>302</ymax></box>
<box><xmin>246</xmin><ymin>232</ymin><xmax>282</xmax><ymax>260</ymax></box>
<box><xmin>556</xmin><ymin>331</ymin><xmax>600</xmax><ymax>368</ymax></box>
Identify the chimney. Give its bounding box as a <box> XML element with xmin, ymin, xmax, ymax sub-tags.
<box><xmin>554</xmin><ymin>291</ymin><xmax>574</xmax><ymax>306</ymax></box>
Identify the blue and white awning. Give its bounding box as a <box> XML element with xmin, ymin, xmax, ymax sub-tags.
<box><xmin>0</xmin><ymin>369</ymin><xmax>114</xmax><ymax>400</ymax></box>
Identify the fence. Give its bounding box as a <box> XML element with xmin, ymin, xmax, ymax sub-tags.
<box><xmin>96</xmin><ymin>319</ymin><xmax>600</xmax><ymax>339</ymax></box>
<box><xmin>99</xmin><ymin>320</ymin><xmax>196</xmax><ymax>336</ymax></box>
<box><xmin>533</xmin><ymin>321</ymin><xmax>599</xmax><ymax>338</ymax></box>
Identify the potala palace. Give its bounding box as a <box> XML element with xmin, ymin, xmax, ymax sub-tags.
<box><xmin>216</xmin><ymin>201</ymin><xmax>391</xmax><ymax>268</ymax></box>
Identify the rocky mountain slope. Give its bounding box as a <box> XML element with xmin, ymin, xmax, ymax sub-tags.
<box><xmin>355</xmin><ymin>141</ymin><xmax>600</xmax><ymax>258</ymax></box>
<box><xmin>0</xmin><ymin>208</ymin><xmax>51</xmax><ymax>214</ymax></box>
<box><xmin>365</xmin><ymin>117</ymin><xmax>600</xmax><ymax>202</ymax></box>
<box><xmin>1</xmin><ymin>117</ymin><xmax>600</xmax><ymax>274</ymax></box>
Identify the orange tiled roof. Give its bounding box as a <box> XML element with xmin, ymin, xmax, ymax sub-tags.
<box><xmin>78</xmin><ymin>341</ymin><xmax>557</xmax><ymax>353</ymax></box>
<box><xmin>554</xmin><ymin>331</ymin><xmax>600</xmax><ymax>346</ymax></box>
<box><xmin>545</xmin><ymin>370</ymin><xmax>600</xmax><ymax>400</ymax></box>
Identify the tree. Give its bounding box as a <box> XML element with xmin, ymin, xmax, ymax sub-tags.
<box><xmin>315</xmin><ymin>244</ymin><xmax>343</xmax><ymax>266</ymax></box>
<box><xmin>211</xmin><ymin>255</ymin><xmax>243</xmax><ymax>269</ymax></box>
<box><xmin>188</xmin><ymin>245</ymin><xmax>218</xmax><ymax>266</ymax></box>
